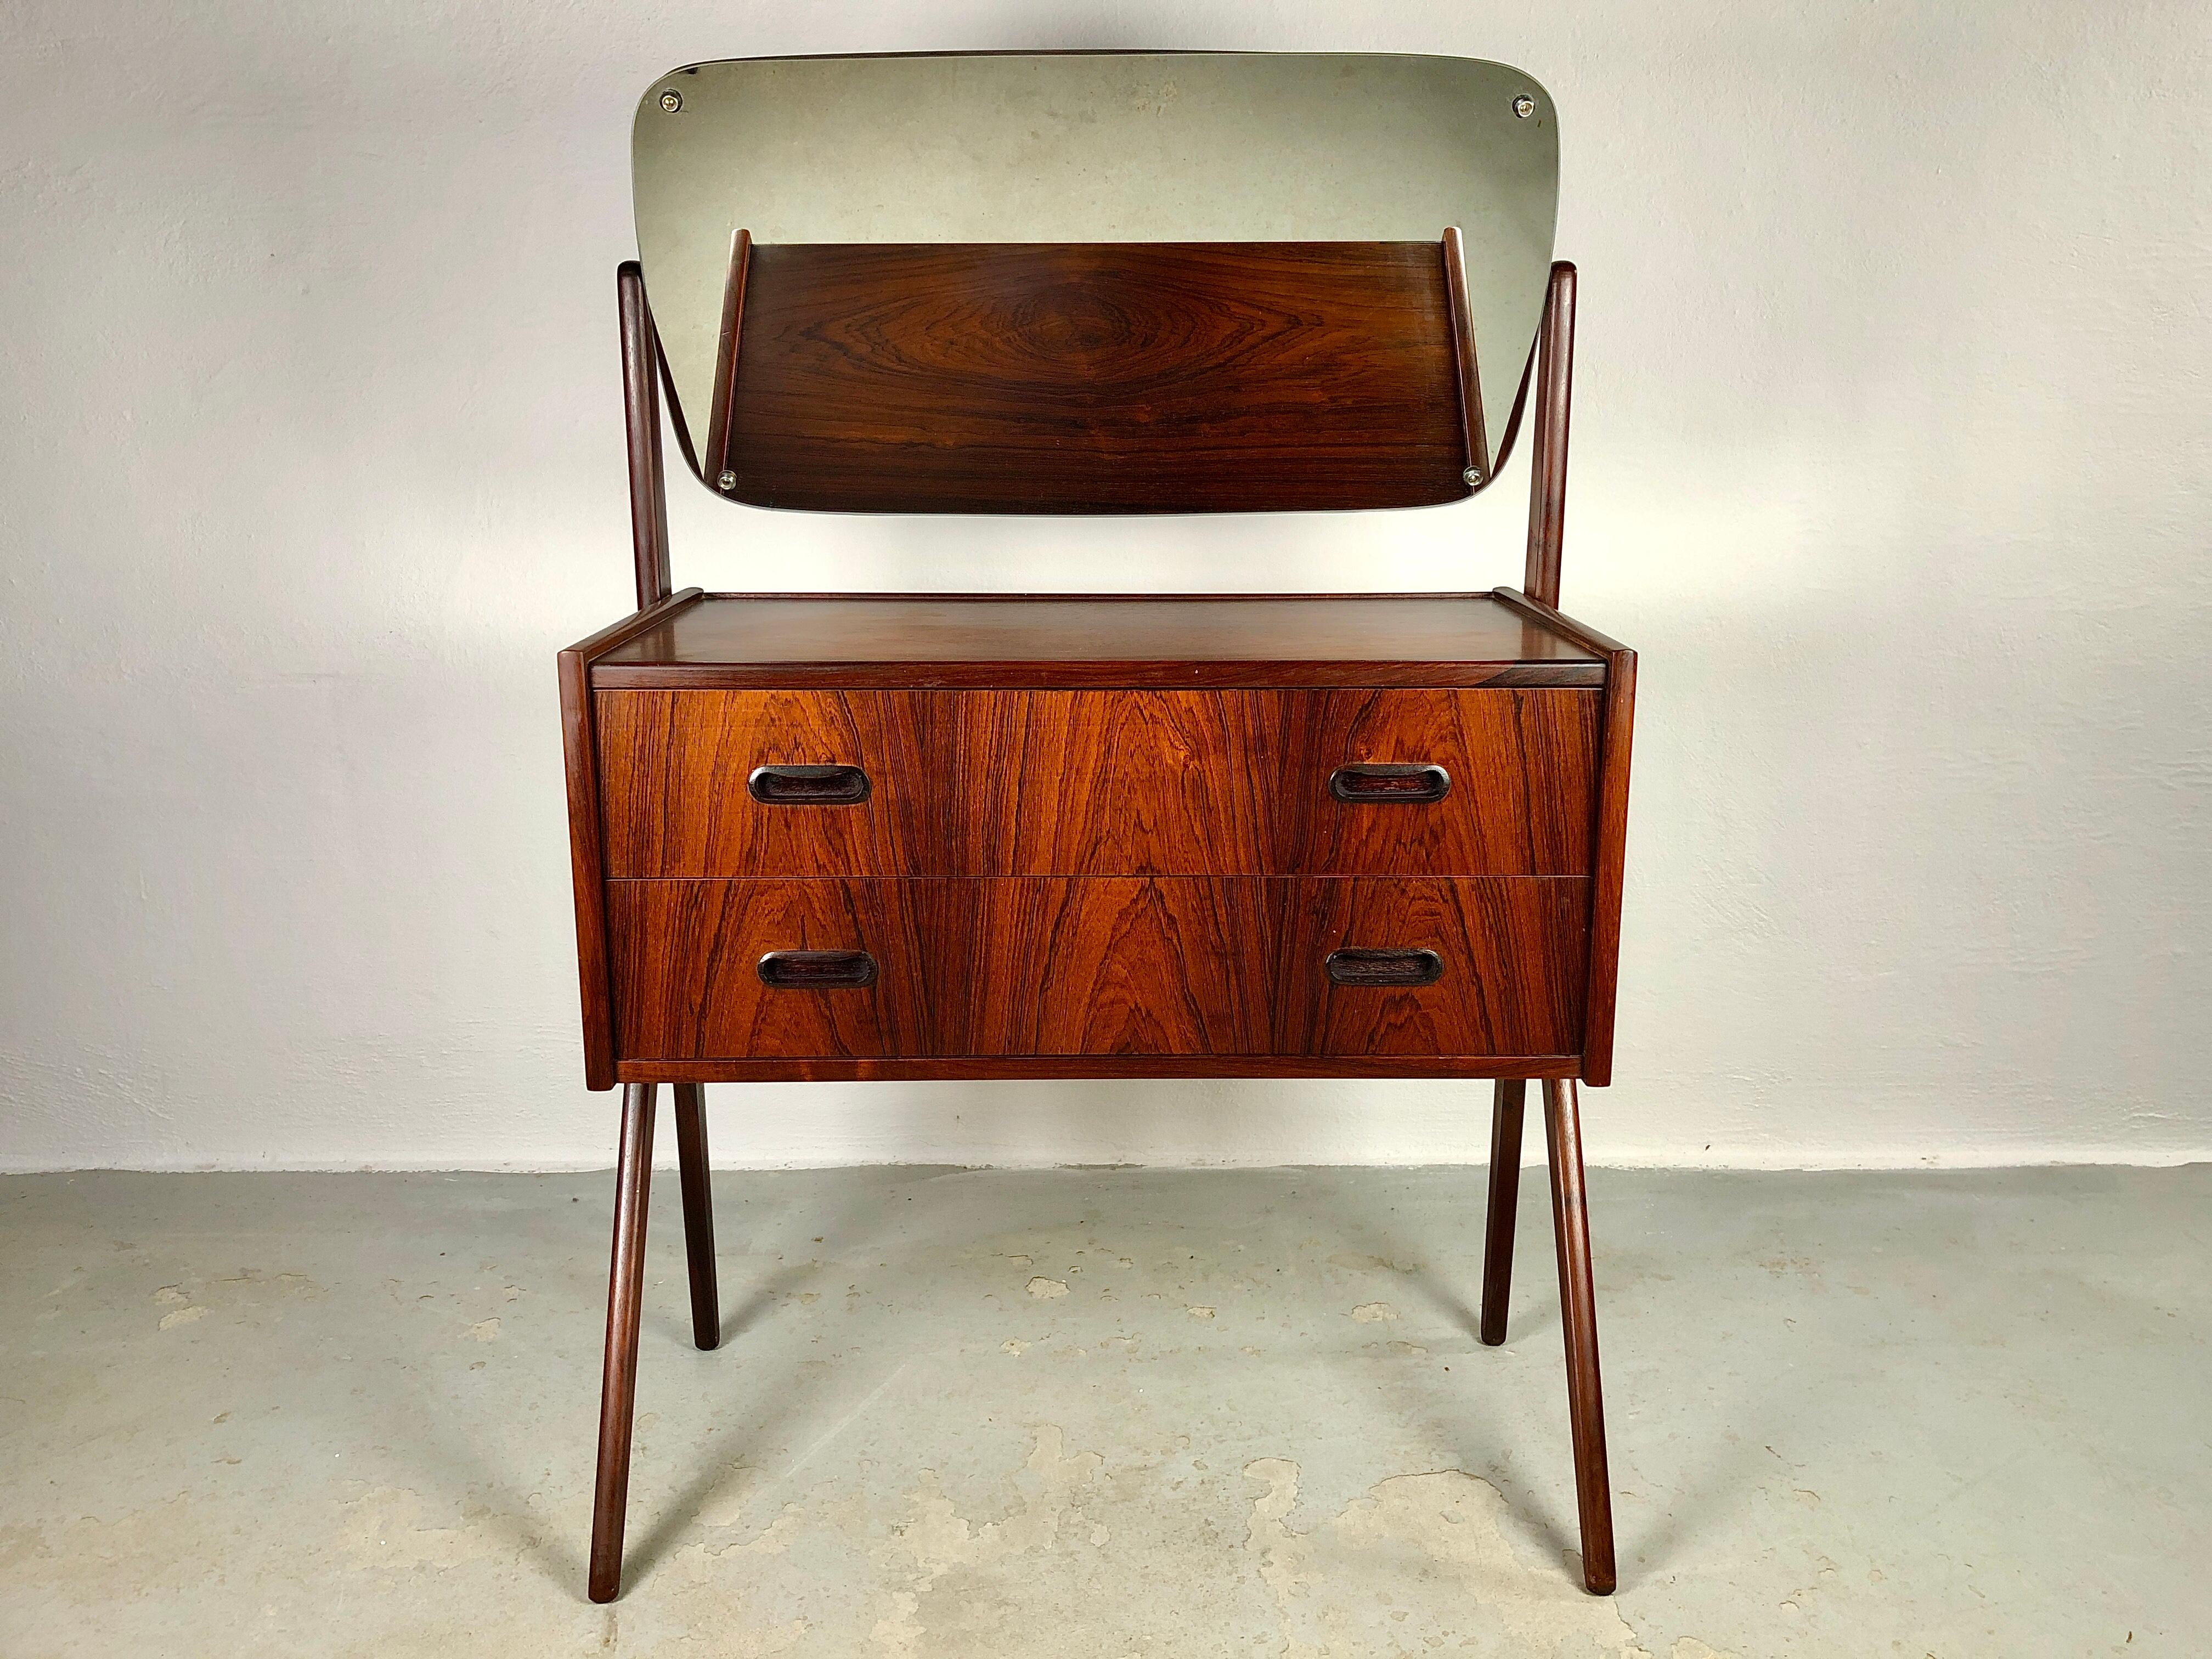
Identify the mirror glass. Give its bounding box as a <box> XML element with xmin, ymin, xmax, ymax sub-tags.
<box><xmin>632</xmin><ymin>52</ymin><xmax>1558</xmax><ymax>491</ymax></box>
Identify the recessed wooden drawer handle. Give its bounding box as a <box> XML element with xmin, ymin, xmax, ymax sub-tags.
<box><xmin>757</xmin><ymin>950</ymin><xmax>878</xmax><ymax>989</ymax></box>
<box><xmin>1325</xmin><ymin>947</ymin><xmax>1444</xmax><ymax>988</ymax></box>
<box><xmin>1328</xmin><ymin>763</ymin><xmax>1451</xmax><ymax>804</ymax></box>
<box><xmin>747</xmin><ymin>764</ymin><xmax>871</xmax><ymax>805</ymax></box>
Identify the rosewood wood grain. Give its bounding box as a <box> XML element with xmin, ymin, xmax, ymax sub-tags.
<box><xmin>671</xmin><ymin>1083</ymin><xmax>719</xmax><ymax>1351</ymax></box>
<box><xmin>1440</xmin><ymin>227</ymin><xmax>1491</xmax><ymax>486</ymax></box>
<box><xmin>586</xmin><ymin>594</ymin><xmax>1604</xmax><ymax>690</ymax></box>
<box><xmin>955</xmin><ymin>692</ymin><xmax>1284</xmax><ymax>876</ymax></box>
<box><xmin>595</xmin><ymin>687</ymin><xmax>1598</xmax><ymax>879</ymax></box>
<box><xmin>616</xmin><ymin>1056</ymin><xmax>1584</xmax><ymax>1083</ymax></box>
<box><xmin>953</xmin><ymin>878</ymin><xmax>1278</xmax><ymax>1056</ymax></box>
<box><xmin>595</xmin><ymin>689</ymin><xmax>937</xmax><ymax>877</ymax></box>
<box><xmin>1488</xmin><ymin>587</ymin><xmax>1630</xmax><ymax>658</ymax></box>
<box><xmin>608</xmin><ymin>879</ymin><xmax>938</xmax><ymax>1059</ymax></box>
<box><xmin>559</xmin><ymin>649</ymin><xmax>618</xmax><ymax>1090</ymax></box>
<box><xmin>558</xmin><ymin>589</ymin><xmax>706</xmax><ymax>1090</ymax></box>
<box><xmin>702</xmin><ymin>228</ymin><xmax>752</xmax><ymax>493</ymax></box>
<box><xmin>1294</xmin><ymin>689</ymin><xmax>1599</xmax><ymax>877</ymax></box>
<box><xmin>1479</xmin><ymin>1078</ymin><xmax>1526</xmax><ymax>1346</ymax></box>
<box><xmin>617</xmin><ymin>263</ymin><xmax>672</xmax><ymax>609</ymax></box>
<box><xmin>562</xmin><ymin>588</ymin><xmax>707</xmax><ymax>663</ymax></box>
<box><xmin>609</xmin><ymin>876</ymin><xmax>1589</xmax><ymax>1062</ymax></box>
<box><xmin>1525</xmin><ymin>261</ymin><xmax>1576</xmax><ymax>607</ymax></box>
<box><xmin>1544</xmin><ymin>1077</ymin><xmax>1616</xmax><ymax>1594</ymax></box>
<box><xmin>1489</xmin><ymin>589</ymin><xmax>1635</xmax><ymax>1086</ymax></box>
<box><xmin>588</xmin><ymin>1081</ymin><xmax>656</xmax><ymax>1602</ymax></box>
<box><xmin>722</xmin><ymin>241</ymin><xmax>1471</xmax><ymax>514</ymax></box>
<box><xmin>1579</xmin><ymin>650</ymin><xmax>1636</xmax><ymax>1086</ymax></box>
<box><xmin>1278</xmin><ymin>878</ymin><xmax>1589</xmax><ymax>1057</ymax></box>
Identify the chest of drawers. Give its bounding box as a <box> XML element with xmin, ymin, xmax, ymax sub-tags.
<box><xmin>562</xmin><ymin>592</ymin><xmax>1632</xmax><ymax>1086</ymax></box>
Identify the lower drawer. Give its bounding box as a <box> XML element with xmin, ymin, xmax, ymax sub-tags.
<box><xmin>607</xmin><ymin>877</ymin><xmax>1588</xmax><ymax>1062</ymax></box>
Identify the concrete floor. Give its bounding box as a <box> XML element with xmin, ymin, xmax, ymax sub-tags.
<box><xmin>1</xmin><ymin>1166</ymin><xmax>2203</xmax><ymax>1657</ymax></box>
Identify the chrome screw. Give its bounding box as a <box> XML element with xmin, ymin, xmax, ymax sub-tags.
<box><xmin>718</xmin><ymin>469</ymin><xmax>737</xmax><ymax>490</ymax></box>
<box><xmin>1464</xmin><ymin>466</ymin><xmax>1482</xmax><ymax>486</ymax></box>
<box><xmin>1512</xmin><ymin>94</ymin><xmax>1536</xmax><ymax>119</ymax></box>
<box><xmin>660</xmin><ymin>89</ymin><xmax>683</xmax><ymax>112</ymax></box>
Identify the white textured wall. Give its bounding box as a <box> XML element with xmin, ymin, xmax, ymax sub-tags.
<box><xmin>3</xmin><ymin>3</ymin><xmax>2207</xmax><ymax>1171</ymax></box>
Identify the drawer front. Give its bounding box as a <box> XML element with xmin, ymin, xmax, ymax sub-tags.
<box><xmin>608</xmin><ymin>876</ymin><xmax>1585</xmax><ymax>1061</ymax></box>
<box><xmin>950</xmin><ymin>878</ymin><xmax>1277</xmax><ymax>1055</ymax></box>
<box><xmin>607</xmin><ymin>879</ymin><xmax>938</xmax><ymax>1059</ymax></box>
<box><xmin>596</xmin><ymin>691</ymin><xmax>935</xmax><ymax>877</ymax></box>
<box><xmin>597</xmin><ymin>688</ymin><xmax>1597</xmax><ymax>878</ymax></box>
<box><xmin>1278</xmin><ymin>878</ymin><xmax>1589</xmax><ymax>1056</ymax></box>
<box><xmin>1295</xmin><ymin>689</ymin><xmax>1598</xmax><ymax>876</ymax></box>
<box><xmin>955</xmin><ymin>693</ymin><xmax>1283</xmax><ymax>874</ymax></box>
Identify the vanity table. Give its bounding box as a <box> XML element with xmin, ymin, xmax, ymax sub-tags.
<box><xmin>561</xmin><ymin>52</ymin><xmax>1633</xmax><ymax>1602</ymax></box>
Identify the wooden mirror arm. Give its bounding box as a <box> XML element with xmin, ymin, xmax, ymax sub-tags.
<box><xmin>1441</xmin><ymin>227</ymin><xmax>1490</xmax><ymax>488</ymax></box>
<box><xmin>701</xmin><ymin>228</ymin><xmax>753</xmax><ymax>497</ymax></box>
<box><xmin>1522</xmin><ymin>260</ymin><xmax>1576</xmax><ymax>607</ymax></box>
<box><xmin>617</xmin><ymin>261</ymin><xmax>672</xmax><ymax>610</ymax></box>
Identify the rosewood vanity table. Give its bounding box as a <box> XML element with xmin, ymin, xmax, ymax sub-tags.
<box><xmin>561</xmin><ymin>52</ymin><xmax>1633</xmax><ymax>1602</ymax></box>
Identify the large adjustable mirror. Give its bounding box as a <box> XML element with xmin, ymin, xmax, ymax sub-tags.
<box><xmin>632</xmin><ymin>52</ymin><xmax>1559</xmax><ymax>511</ymax></box>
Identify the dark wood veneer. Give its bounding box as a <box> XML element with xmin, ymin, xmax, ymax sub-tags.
<box><xmin>702</xmin><ymin>228</ymin><xmax>752</xmax><ymax>489</ymax></box>
<box><xmin>1492</xmin><ymin>585</ymin><xmax>1636</xmax><ymax>1086</ymax></box>
<box><xmin>1291</xmin><ymin>688</ymin><xmax>1599</xmax><ymax>877</ymax></box>
<box><xmin>609</xmin><ymin>879</ymin><xmax>938</xmax><ymax>1059</ymax></box>
<box><xmin>606</xmin><ymin>875</ymin><xmax>1589</xmax><ymax>1063</ymax></box>
<box><xmin>1441</xmin><ymin>226</ymin><xmax>1489</xmax><ymax>483</ymax></box>
<box><xmin>593</xmin><ymin>686</ymin><xmax>1600</xmax><ymax>879</ymax></box>
<box><xmin>558</xmin><ymin>586</ymin><xmax>704</xmax><ymax>1090</ymax></box>
<box><xmin>722</xmin><ymin>241</ymin><xmax>1472</xmax><ymax>514</ymax></box>
<box><xmin>583</xmin><ymin>592</ymin><xmax>1604</xmax><ymax>690</ymax></box>
<box><xmin>1281</xmin><ymin>877</ymin><xmax>1588</xmax><ymax>1057</ymax></box>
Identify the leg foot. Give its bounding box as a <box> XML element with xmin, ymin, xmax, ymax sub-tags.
<box><xmin>1479</xmin><ymin>1079</ymin><xmax>1527</xmax><ymax>1345</ymax></box>
<box><xmin>1544</xmin><ymin>1078</ymin><xmax>1616</xmax><ymax>1595</ymax></box>
<box><xmin>588</xmin><ymin>1082</ymin><xmax>657</xmax><ymax>1603</ymax></box>
<box><xmin>673</xmin><ymin>1083</ymin><xmax>720</xmax><ymax>1351</ymax></box>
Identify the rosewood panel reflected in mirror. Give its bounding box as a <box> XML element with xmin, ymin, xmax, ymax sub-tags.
<box><xmin>630</xmin><ymin>52</ymin><xmax>1560</xmax><ymax>503</ymax></box>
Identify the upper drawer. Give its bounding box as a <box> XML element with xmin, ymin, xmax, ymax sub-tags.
<box><xmin>596</xmin><ymin>687</ymin><xmax>1598</xmax><ymax>877</ymax></box>
<box><xmin>597</xmin><ymin>689</ymin><xmax>936</xmax><ymax>877</ymax></box>
<box><xmin>1292</xmin><ymin>687</ymin><xmax>1598</xmax><ymax>876</ymax></box>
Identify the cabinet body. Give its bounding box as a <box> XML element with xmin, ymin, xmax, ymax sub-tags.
<box><xmin>560</xmin><ymin>592</ymin><xmax>1633</xmax><ymax>1088</ymax></box>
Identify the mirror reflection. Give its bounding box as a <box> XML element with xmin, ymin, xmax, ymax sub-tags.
<box><xmin>632</xmin><ymin>52</ymin><xmax>1559</xmax><ymax>495</ymax></box>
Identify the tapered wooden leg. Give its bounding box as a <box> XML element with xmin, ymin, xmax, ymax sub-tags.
<box><xmin>1479</xmin><ymin>1079</ymin><xmax>1527</xmax><ymax>1345</ymax></box>
<box><xmin>672</xmin><ymin>1082</ymin><xmax>720</xmax><ymax>1352</ymax></box>
<box><xmin>588</xmin><ymin>1082</ymin><xmax>657</xmax><ymax>1603</ymax></box>
<box><xmin>1543</xmin><ymin>1077</ymin><xmax>1616</xmax><ymax>1594</ymax></box>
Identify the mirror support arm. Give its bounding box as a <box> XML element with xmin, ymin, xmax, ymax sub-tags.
<box><xmin>702</xmin><ymin>229</ymin><xmax>755</xmax><ymax>498</ymax></box>
<box><xmin>617</xmin><ymin>261</ymin><xmax>673</xmax><ymax>609</ymax></box>
<box><xmin>1523</xmin><ymin>260</ymin><xmax>1576</xmax><ymax>607</ymax></box>
<box><xmin>1441</xmin><ymin>228</ymin><xmax>1491</xmax><ymax>488</ymax></box>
